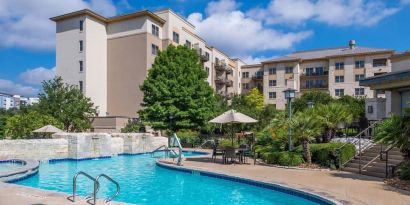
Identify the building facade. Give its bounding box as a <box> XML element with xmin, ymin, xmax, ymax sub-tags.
<box><xmin>361</xmin><ymin>51</ymin><xmax>410</xmax><ymax>120</ymax></box>
<box><xmin>0</xmin><ymin>93</ymin><xmax>39</xmax><ymax>110</ymax></box>
<box><xmin>241</xmin><ymin>41</ymin><xmax>394</xmax><ymax>109</ymax></box>
<box><xmin>52</xmin><ymin>9</ymin><xmax>243</xmax><ymax>118</ymax></box>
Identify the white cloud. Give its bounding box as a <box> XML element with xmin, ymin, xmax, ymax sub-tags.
<box><xmin>249</xmin><ymin>0</ymin><xmax>401</xmax><ymax>27</ymax></box>
<box><xmin>187</xmin><ymin>0</ymin><xmax>312</xmax><ymax>57</ymax></box>
<box><xmin>0</xmin><ymin>79</ymin><xmax>39</xmax><ymax>96</ymax></box>
<box><xmin>242</xmin><ymin>56</ymin><xmax>273</xmax><ymax>64</ymax></box>
<box><xmin>0</xmin><ymin>0</ymin><xmax>117</xmax><ymax>50</ymax></box>
<box><xmin>19</xmin><ymin>67</ymin><xmax>55</xmax><ymax>86</ymax></box>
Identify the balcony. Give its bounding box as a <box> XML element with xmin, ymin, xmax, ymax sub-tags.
<box><xmin>215</xmin><ymin>77</ymin><xmax>228</xmax><ymax>85</ymax></box>
<box><xmin>226</xmin><ymin>80</ymin><xmax>233</xmax><ymax>87</ymax></box>
<box><xmin>301</xmin><ymin>71</ymin><xmax>329</xmax><ymax>77</ymax></box>
<box><xmin>251</xmin><ymin>75</ymin><xmax>263</xmax><ymax>81</ymax></box>
<box><xmin>215</xmin><ymin>60</ymin><xmax>227</xmax><ymax>72</ymax></box>
<box><xmin>300</xmin><ymin>84</ymin><xmax>328</xmax><ymax>90</ymax></box>
<box><xmin>194</xmin><ymin>44</ymin><xmax>209</xmax><ymax>62</ymax></box>
<box><xmin>226</xmin><ymin>68</ymin><xmax>233</xmax><ymax>74</ymax></box>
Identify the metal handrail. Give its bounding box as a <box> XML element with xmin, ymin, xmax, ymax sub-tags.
<box><xmin>73</xmin><ymin>171</ymin><xmax>98</xmax><ymax>205</ymax></box>
<box><xmin>336</xmin><ymin>120</ymin><xmax>382</xmax><ymax>170</ymax></box>
<box><xmin>151</xmin><ymin>145</ymin><xmax>168</xmax><ymax>157</ymax></box>
<box><xmin>380</xmin><ymin>145</ymin><xmax>395</xmax><ymax>178</ymax></box>
<box><xmin>95</xmin><ymin>174</ymin><xmax>120</xmax><ymax>202</ymax></box>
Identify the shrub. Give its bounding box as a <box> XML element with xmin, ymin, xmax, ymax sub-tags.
<box><xmin>295</xmin><ymin>142</ymin><xmax>355</xmax><ymax>168</ymax></box>
<box><xmin>121</xmin><ymin>120</ymin><xmax>146</xmax><ymax>133</ymax></box>
<box><xmin>217</xmin><ymin>138</ymin><xmax>239</xmax><ymax>148</ymax></box>
<box><xmin>260</xmin><ymin>151</ymin><xmax>304</xmax><ymax>166</ymax></box>
<box><xmin>398</xmin><ymin>162</ymin><xmax>410</xmax><ymax>180</ymax></box>
<box><xmin>176</xmin><ymin>129</ymin><xmax>199</xmax><ymax>145</ymax></box>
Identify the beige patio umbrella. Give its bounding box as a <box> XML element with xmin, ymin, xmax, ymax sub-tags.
<box><xmin>209</xmin><ymin>109</ymin><xmax>257</xmax><ymax>145</ymax></box>
<box><xmin>33</xmin><ymin>125</ymin><xmax>63</xmax><ymax>134</ymax></box>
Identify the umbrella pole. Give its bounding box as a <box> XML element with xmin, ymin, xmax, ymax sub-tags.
<box><xmin>231</xmin><ymin>123</ymin><xmax>234</xmax><ymax>146</ymax></box>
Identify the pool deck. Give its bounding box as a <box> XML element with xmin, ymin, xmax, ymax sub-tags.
<box><xmin>0</xmin><ymin>182</ymin><xmax>128</xmax><ymax>205</ymax></box>
<box><xmin>159</xmin><ymin>149</ymin><xmax>410</xmax><ymax>205</ymax></box>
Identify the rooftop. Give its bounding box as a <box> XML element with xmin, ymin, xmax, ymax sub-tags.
<box><xmin>263</xmin><ymin>41</ymin><xmax>394</xmax><ymax>63</ymax></box>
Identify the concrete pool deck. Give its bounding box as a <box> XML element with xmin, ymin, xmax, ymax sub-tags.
<box><xmin>0</xmin><ymin>182</ymin><xmax>128</xmax><ymax>205</ymax></box>
<box><xmin>159</xmin><ymin>149</ymin><xmax>410</xmax><ymax>205</ymax></box>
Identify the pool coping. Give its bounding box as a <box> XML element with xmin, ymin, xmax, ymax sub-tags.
<box><xmin>156</xmin><ymin>160</ymin><xmax>343</xmax><ymax>205</ymax></box>
<box><xmin>0</xmin><ymin>159</ymin><xmax>40</xmax><ymax>183</ymax></box>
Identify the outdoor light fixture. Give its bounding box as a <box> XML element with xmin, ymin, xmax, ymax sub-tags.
<box><xmin>307</xmin><ymin>101</ymin><xmax>315</xmax><ymax>109</ymax></box>
<box><xmin>283</xmin><ymin>88</ymin><xmax>297</xmax><ymax>151</ymax></box>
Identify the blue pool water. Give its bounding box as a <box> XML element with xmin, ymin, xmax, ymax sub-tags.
<box><xmin>15</xmin><ymin>152</ymin><xmax>324</xmax><ymax>205</ymax></box>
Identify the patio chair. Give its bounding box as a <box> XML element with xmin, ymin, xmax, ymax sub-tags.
<box><xmin>239</xmin><ymin>144</ymin><xmax>249</xmax><ymax>163</ymax></box>
<box><xmin>212</xmin><ymin>145</ymin><xmax>224</xmax><ymax>163</ymax></box>
<box><xmin>224</xmin><ymin>147</ymin><xmax>238</xmax><ymax>164</ymax></box>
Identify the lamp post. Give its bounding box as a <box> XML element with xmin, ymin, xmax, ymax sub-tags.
<box><xmin>283</xmin><ymin>88</ymin><xmax>296</xmax><ymax>151</ymax></box>
<box><xmin>307</xmin><ymin>101</ymin><xmax>315</xmax><ymax>109</ymax></box>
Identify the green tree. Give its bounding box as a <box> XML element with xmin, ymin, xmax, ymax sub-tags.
<box><xmin>374</xmin><ymin>114</ymin><xmax>410</xmax><ymax>160</ymax></box>
<box><xmin>139</xmin><ymin>45</ymin><xmax>217</xmax><ymax>132</ymax></box>
<box><xmin>289</xmin><ymin>110</ymin><xmax>322</xmax><ymax>164</ymax></box>
<box><xmin>314</xmin><ymin>103</ymin><xmax>353</xmax><ymax>142</ymax></box>
<box><xmin>121</xmin><ymin>119</ymin><xmax>146</xmax><ymax>133</ymax></box>
<box><xmin>0</xmin><ymin>108</ymin><xmax>18</xmax><ymax>139</ymax></box>
<box><xmin>5</xmin><ymin>109</ymin><xmax>63</xmax><ymax>139</ymax></box>
<box><xmin>292</xmin><ymin>91</ymin><xmax>334</xmax><ymax>113</ymax></box>
<box><xmin>244</xmin><ymin>87</ymin><xmax>264</xmax><ymax>111</ymax></box>
<box><xmin>38</xmin><ymin>77</ymin><xmax>97</xmax><ymax>132</ymax></box>
<box><xmin>336</xmin><ymin>95</ymin><xmax>365</xmax><ymax>119</ymax></box>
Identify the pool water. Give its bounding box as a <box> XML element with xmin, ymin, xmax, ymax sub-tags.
<box><xmin>0</xmin><ymin>161</ymin><xmax>23</xmax><ymax>174</ymax></box>
<box><xmin>16</xmin><ymin>152</ymin><xmax>322</xmax><ymax>205</ymax></box>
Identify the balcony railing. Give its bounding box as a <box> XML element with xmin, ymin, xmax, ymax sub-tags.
<box><xmin>215</xmin><ymin>61</ymin><xmax>227</xmax><ymax>71</ymax></box>
<box><xmin>301</xmin><ymin>71</ymin><xmax>329</xmax><ymax>77</ymax></box>
<box><xmin>300</xmin><ymin>84</ymin><xmax>328</xmax><ymax>89</ymax></box>
<box><xmin>215</xmin><ymin>77</ymin><xmax>228</xmax><ymax>85</ymax></box>
<box><xmin>251</xmin><ymin>75</ymin><xmax>263</xmax><ymax>81</ymax></box>
<box><xmin>226</xmin><ymin>80</ymin><xmax>233</xmax><ymax>87</ymax></box>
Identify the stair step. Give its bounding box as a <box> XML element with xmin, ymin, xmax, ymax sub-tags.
<box><xmin>346</xmin><ymin>162</ymin><xmax>397</xmax><ymax>169</ymax></box>
<box><xmin>342</xmin><ymin>167</ymin><xmax>386</xmax><ymax>178</ymax></box>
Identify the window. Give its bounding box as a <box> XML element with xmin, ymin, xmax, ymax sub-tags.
<box><xmin>172</xmin><ymin>32</ymin><xmax>179</xmax><ymax>43</ymax></box>
<box><xmin>373</xmin><ymin>58</ymin><xmax>387</xmax><ymax>67</ymax></box>
<box><xmin>285</xmin><ymin>66</ymin><xmax>293</xmax><ymax>74</ymax></box>
<box><xmin>79</xmin><ymin>61</ymin><xmax>83</xmax><ymax>72</ymax></box>
<box><xmin>305</xmin><ymin>67</ymin><xmax>314</xmax><ymax>76</ymax></box>
<box><xmin>335</xmin><ymin>62</ymin><xmax>344</xmax><ymax>70</ymax></box>
<box><xmin>315</xmin><ymin>67</ymin><xmax>324</xmax><ymax>75</ymax></box>
<box><xmin>269</xmin><ymin>80</ymin><xmax>276</xmax><ymax>87</ymax></box>
<box><xmin>151</xmin><ymin>24</ymin><xmax>159</xmax><ymax>37</ymax></box>
<box><xmin>335</xmin><ymin>89</ymin><xmax>344</xmax><ymax>97</ymax></box>
<box><xmin>268</xmin><ymin>68</ymin><xmax>276</xmax><ymax>75</ymax></box>
<box><xmin>255</xmin><ymin>71</ymin><xmax>263</xmax><ymax>77</ymax></box>
<box><xmin>79</xmin><ymin>40</ymin><xmax>83</xmax><ymax>52</ymax></box>
<box><xmin>242</xmin><ymin>72</ymin><xmax>249</xmax><ymax>78</ymax></box>
<box><xmin>368</xmin><ymin>106</ymin><xmax>373</xmax><ymax>113</ymax></box>
<box><xmin>151</xmin><ymin>44</ymin><xmax>159</xmax><ymax>55</ymax></box>
<box><xmin>205</xmin><ymin>52</ymin><xmax>209</xmax><ymax>60</ymax></box>
<box><xmin>185</xmin><ymin>40</ymin><xmax>191</xmax><ymax>48</ymax></box>
<box><xmin>79</xmin><ymin>20</ymin><xmax>84</xmax><ymax>31</ymax></box>
<box><xmin>355</xmin><ymin>74</ymin><xmax>365</xmax><ymax>82</ymax></box>
<box><xmin>269</xmin><ymin>92</ymin><xmax>276</xmax><ymax>99</ymax></box>
<box><xmin>355</xmin><ymin>60</ymin><xmax>365</xmax><ymax>68</ymax></box>
<box><xmin>335</xmin><ymin>75</ymin><xmax>344</xmax><ymax>83</ymax></box>
<box><xmin>355</xmin><ymin>88</ymin><xmax>365</xmax><ymax>96</ymax></box>
<box><xmin>205</xmin><ymin>67</ymin><xmax>209</xmax><ymax>75</ymax></box>
<box><xmin>242</xmin><ymin>83</ymin><xmax>249</xmax><ymax>89</ymax></box>
<box><xmin>79</xmin><ymin>81</ymin><xmax>83</xmax><ymax>92</ymax></box>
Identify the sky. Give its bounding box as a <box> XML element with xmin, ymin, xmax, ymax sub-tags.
<box><xmin>1</xmin><ymin>0</ymin><xmax>410</xmax><ymax>97</ymax></box>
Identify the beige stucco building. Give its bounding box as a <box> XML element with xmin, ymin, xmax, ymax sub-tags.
<box><xmin>51</xmin><ymin>9</ymin><xmax>243</xmax><ymax>118</ymax></box>
<box><xmin>241</xmin><ymin>40</ymin><xmax>394</xmax><ymax>109</ymax></box>
<box><xmin>361</xmin><ymin>51</ymin><xmax>410</xmax><ymax>120</ymax></box>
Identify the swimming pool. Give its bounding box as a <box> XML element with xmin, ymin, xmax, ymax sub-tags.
<box><xmin>15</xmin><ymin>152</ymin><xmax>333</xmax><ymax>205</ymax></box>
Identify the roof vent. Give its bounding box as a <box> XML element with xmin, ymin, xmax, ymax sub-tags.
<box><xmin>349</xmin><ymin>40</ymin><xmax>356</xmax><ymax>49</ymax></box>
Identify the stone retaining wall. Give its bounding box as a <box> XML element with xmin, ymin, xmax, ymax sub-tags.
<box><xmin>0</xmin><ymin>133</ymin><xmax>167</xmax><ymax>160</ymax></box>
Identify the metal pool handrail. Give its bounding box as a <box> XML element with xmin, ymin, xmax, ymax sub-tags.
<box><xmin>72</xmin><ymin>171</ymin><xmax>98</xmax><ymax>205</ymax></box>
<box><xmin>96</xmin><ymin>174</ymin><xmax>120</xmax><ymax>202</ymax></box>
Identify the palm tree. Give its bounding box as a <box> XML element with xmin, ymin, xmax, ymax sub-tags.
<box><xmin>314</xmin><ymin>103</ymin><xmax>353</xmax><ymax>142</ymax></box>
<box><xmin>289</xmin><ymin>110</ymin><xmax>322</xmax><ymax>164</ymax></box>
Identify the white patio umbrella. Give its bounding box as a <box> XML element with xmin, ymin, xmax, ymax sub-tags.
<box><xmin>209</xmin><ymin>109</ymin><xmax>257</xmax><ymax>145</ymax></box>
<box><xmin>33</xmin><ymin>125</ymin><xmax>64</xmax><ymax>134</ymax></box>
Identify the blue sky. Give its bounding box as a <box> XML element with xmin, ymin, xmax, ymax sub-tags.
<box><xmin>1</xmin><ymin>0</ymin><xmax>410</xmax><ymax>96</ymax></box>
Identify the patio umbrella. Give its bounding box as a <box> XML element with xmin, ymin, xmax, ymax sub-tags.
<box><xmin>33</xmin><ymin>125</ymin><xmax>63</xmax><ymax>134</ymax></box>
<box><xmin>209</xmin><ymin>109</ymin><xmax>258</xmax><ymax>145</ymax></box>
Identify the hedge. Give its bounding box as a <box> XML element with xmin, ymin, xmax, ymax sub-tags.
<box><xmin>296</xmin><ymin>142</ymin><xmax>356</xmax><ymax>169</ymax></box>
<box><xmin>261</xmin><ymin>151</ymin><xmax>304</xmax><ymax>166</ymax></box>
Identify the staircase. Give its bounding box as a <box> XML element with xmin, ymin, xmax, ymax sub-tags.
<box><xmin>343</xmin><ymin>144</ymin><xmax>403</xmax><ymax>178</ymax></box>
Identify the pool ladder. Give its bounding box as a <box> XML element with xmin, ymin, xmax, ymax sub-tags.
<box><xmin>71</xmin><ymin>171</ymin><xmax>120</xmax><ymax>205</ymax></box>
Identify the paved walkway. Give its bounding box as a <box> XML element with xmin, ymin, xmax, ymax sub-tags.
<box><xmin>0</xmin><ymin>182</ymin><xmax>127</xmax><ymax>205</ymax></box>
<box><xmin>160</xmin><ymin>149</ymin><xmax>410</xmax><ymax>205</ymax></box>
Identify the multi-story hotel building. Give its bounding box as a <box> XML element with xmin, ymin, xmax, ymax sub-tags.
<box><xmin>241</xmin><ymin>40</ymin><xmax>394</xmax><ymax>109</ymax></box>
<box><xmin>51</xmin><ymin>9</ymin><xmax>244</xmax><ymax>118</ymax></box>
